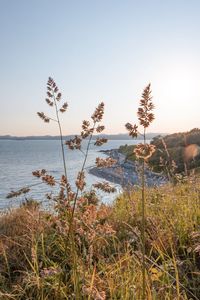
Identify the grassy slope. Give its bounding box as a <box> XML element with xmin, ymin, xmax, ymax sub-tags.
<box><xmin>0</xmin><ymin>179</ymin><xmax>200</xmax><ymax>299</ymax></box>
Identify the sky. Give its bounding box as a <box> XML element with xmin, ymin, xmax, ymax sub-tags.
<box><xmin>0</xmin><ymin>0</ymin><xmax>200</xmax><ymax>136</ymax></box>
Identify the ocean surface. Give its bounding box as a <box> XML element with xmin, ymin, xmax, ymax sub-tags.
<box><xmin>0</xmin><ymin>139</ymin><xmax>139</xmax><ymax>210</ymax></box>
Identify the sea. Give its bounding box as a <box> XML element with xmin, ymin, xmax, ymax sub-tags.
<box><xmin>0</xmin><ymin>139</ymin><xmax>139</xmax><ymax>210</ymax></box>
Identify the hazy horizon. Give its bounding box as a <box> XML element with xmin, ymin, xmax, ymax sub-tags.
<box><xmin>0</xmin><ymin>131</ymin><xmax>167</xmax><ymax>138</ymax></box>
<box><xmin>1</xmin><ymin>1</ymin><xmax>200</xmax><ymax>136</ymax></box>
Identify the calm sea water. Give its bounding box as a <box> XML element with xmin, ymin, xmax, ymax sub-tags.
<box><xmin>0</xmin><ymin>139</ymin><xmax>138</xmax><ymax>210</ymax></box>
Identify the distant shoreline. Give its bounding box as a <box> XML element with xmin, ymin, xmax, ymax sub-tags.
<box><xmin>0</xmin><ymin>133</ymin><xmax>165</xmax><ymax>141</ymax></box>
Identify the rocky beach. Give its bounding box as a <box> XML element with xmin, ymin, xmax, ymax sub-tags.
<box><xmin>89</xmin><ymin>149</ymin><xmax>167</xmax><ymax>187</ymax></box>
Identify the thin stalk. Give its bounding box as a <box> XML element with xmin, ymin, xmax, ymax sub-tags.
<box><xmin>52</xmin><ymin>92</ymin><xmax>68</xmax><ymax>197</ymax></box>
<box><xmin>71</xmin><ymin>233</ymin><xmax>81</xmax><ymax>298</ymax></box>
<box><xmin>66</xmin><ymin>122</ymin><xmax>96</xmax><ymax>297</ymax></box>
<box><xmin>141</xmin><ymin>127</ymin><xmax>146</xmax><ymax>300</ymax></box>
<box><xmin>70</xmin><ymin>122</ymin><xmax>96</xmax><ymax>223</ymax></box>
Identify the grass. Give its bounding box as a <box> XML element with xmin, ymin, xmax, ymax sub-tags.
<box><xmin>0</xmin><ymin>178</ymin><xmax>200</xmax><ymax>299</ymax></box>
<box><xmin>2</xmin><ymin>79</ymin><xmax>200</xmax><ymax>299</ymax></box>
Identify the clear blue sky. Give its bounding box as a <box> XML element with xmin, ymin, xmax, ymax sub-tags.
<box><xmin>1</xmin><ymin>0</ymin><xmax>200</xmax><ymax>136</ymax></box>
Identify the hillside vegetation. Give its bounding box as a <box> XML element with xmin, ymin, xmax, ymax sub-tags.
<box><xmin>119</xmin><ymin>128</ymin><xmax>200</xmax><ymax>174</ymax></box>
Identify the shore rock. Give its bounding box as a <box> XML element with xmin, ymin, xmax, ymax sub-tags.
<box><xmin>89</xmin><ymin>149</ymin><xmax>167</xmax><ymax>187</ymax></box>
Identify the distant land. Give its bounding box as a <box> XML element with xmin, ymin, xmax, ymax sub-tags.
<box><xmin>0</xmin><ymin>133</ymin><xmax>166</xmax><ymax>141</ymax></box>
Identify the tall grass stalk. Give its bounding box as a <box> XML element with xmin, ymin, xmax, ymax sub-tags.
<box><xmin>141</xmin><ymin>128</ymin><xmax>146</xmax><ymax>300</ymax></box>
<box><xmin>37</xmin><ymin>77</ymin><xmax>69</xmax><ymax>198</ymax></box>
<box><xmin>52</xmin><ymin>87</ymin><xmax>68</xmax><ymax>189</ymax></box>
<box><xmin>70</xmin><ymin>122</ymin><xmax>96</xmax><ymax>223</ymax></box>
<box><xmin>125</xmin><ymin>83</ymin><xmax>155</xmax><ymax>299</ymax></box>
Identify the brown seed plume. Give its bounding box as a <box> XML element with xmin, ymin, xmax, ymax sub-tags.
<box><xmin>93</xmin><ymin>181</ymin><xmax>116</xmax><ymax>193</ymax></box>
<box><xmin>137</xmin><ymin>83</ymin><xmax>155</xmax><ymax>128</ymax></box>
<box><xmin>75</xmin><ymin>171</ymin><xmax>86</xmax><ymax>191</ymax></box>
<box><xmin>91</xmin><ymin>102</ymin><xmax>104</xmax><ymax>122</ymax></box>
<box><xmin>95</xmin><ymin>157</ymin><xmax>117</xmax><ymax>168</ymax></box>
<box><xmin>94</xmin><ymin>138</ymin><xmax>108</xmax><ymax>146</ymax></box>
<box><xmin>134</xmin><ymin>143</ymin><xmax>156</xmax><ymax>160</ymax></box>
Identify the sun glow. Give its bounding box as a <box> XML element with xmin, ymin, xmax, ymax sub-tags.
<box><xmin>148</xmin><ymin>58</ymin><xmax>200</xmax><ymax>133</ymax></box>
<box><xmin>155</xmin><ymin>63</ymin><xmax>199</xmax><ymax>102</ymax></box>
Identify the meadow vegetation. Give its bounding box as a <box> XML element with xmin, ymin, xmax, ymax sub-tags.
<box><xmin>0</xmin><ymin>79</ymin><xmax>200</xmax><ymax>299</ymax></box>
<box><xmin>1</xmin><ymin>179</ymin><xmax>200</xmax><ymax>299</ymax></box>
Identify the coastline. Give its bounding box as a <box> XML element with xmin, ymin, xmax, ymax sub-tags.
<box><xmin>89</xmin><ymin>149</ymin><xmax>167</xmax><ymax>187</ymax></box>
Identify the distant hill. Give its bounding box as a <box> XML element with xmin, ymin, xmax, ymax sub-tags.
<box><xmin>149</xmin><ymin>128</ymin><xmax>200</xmax><ymax>173</ymax></box>
<box><xmin>0</xmin><ymin>133</ymin><xmax>166</xmax><ymax>141</ymax></box>
<box><xmin>119</xmin><ymin>128</ymin><xmax>200</xmax><ymax>174</ymax></box>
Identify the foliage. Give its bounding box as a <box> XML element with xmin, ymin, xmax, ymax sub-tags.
<box><xmin>119</xmin><ymin>128</ymin><xmax>200</xmax><ymax>175</ymax></box>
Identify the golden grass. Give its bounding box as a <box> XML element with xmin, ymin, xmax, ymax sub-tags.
<box><xmin>0</xmin><ymin>178</ymin><xmax>199</xmax><ymax>299</ymax></box>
